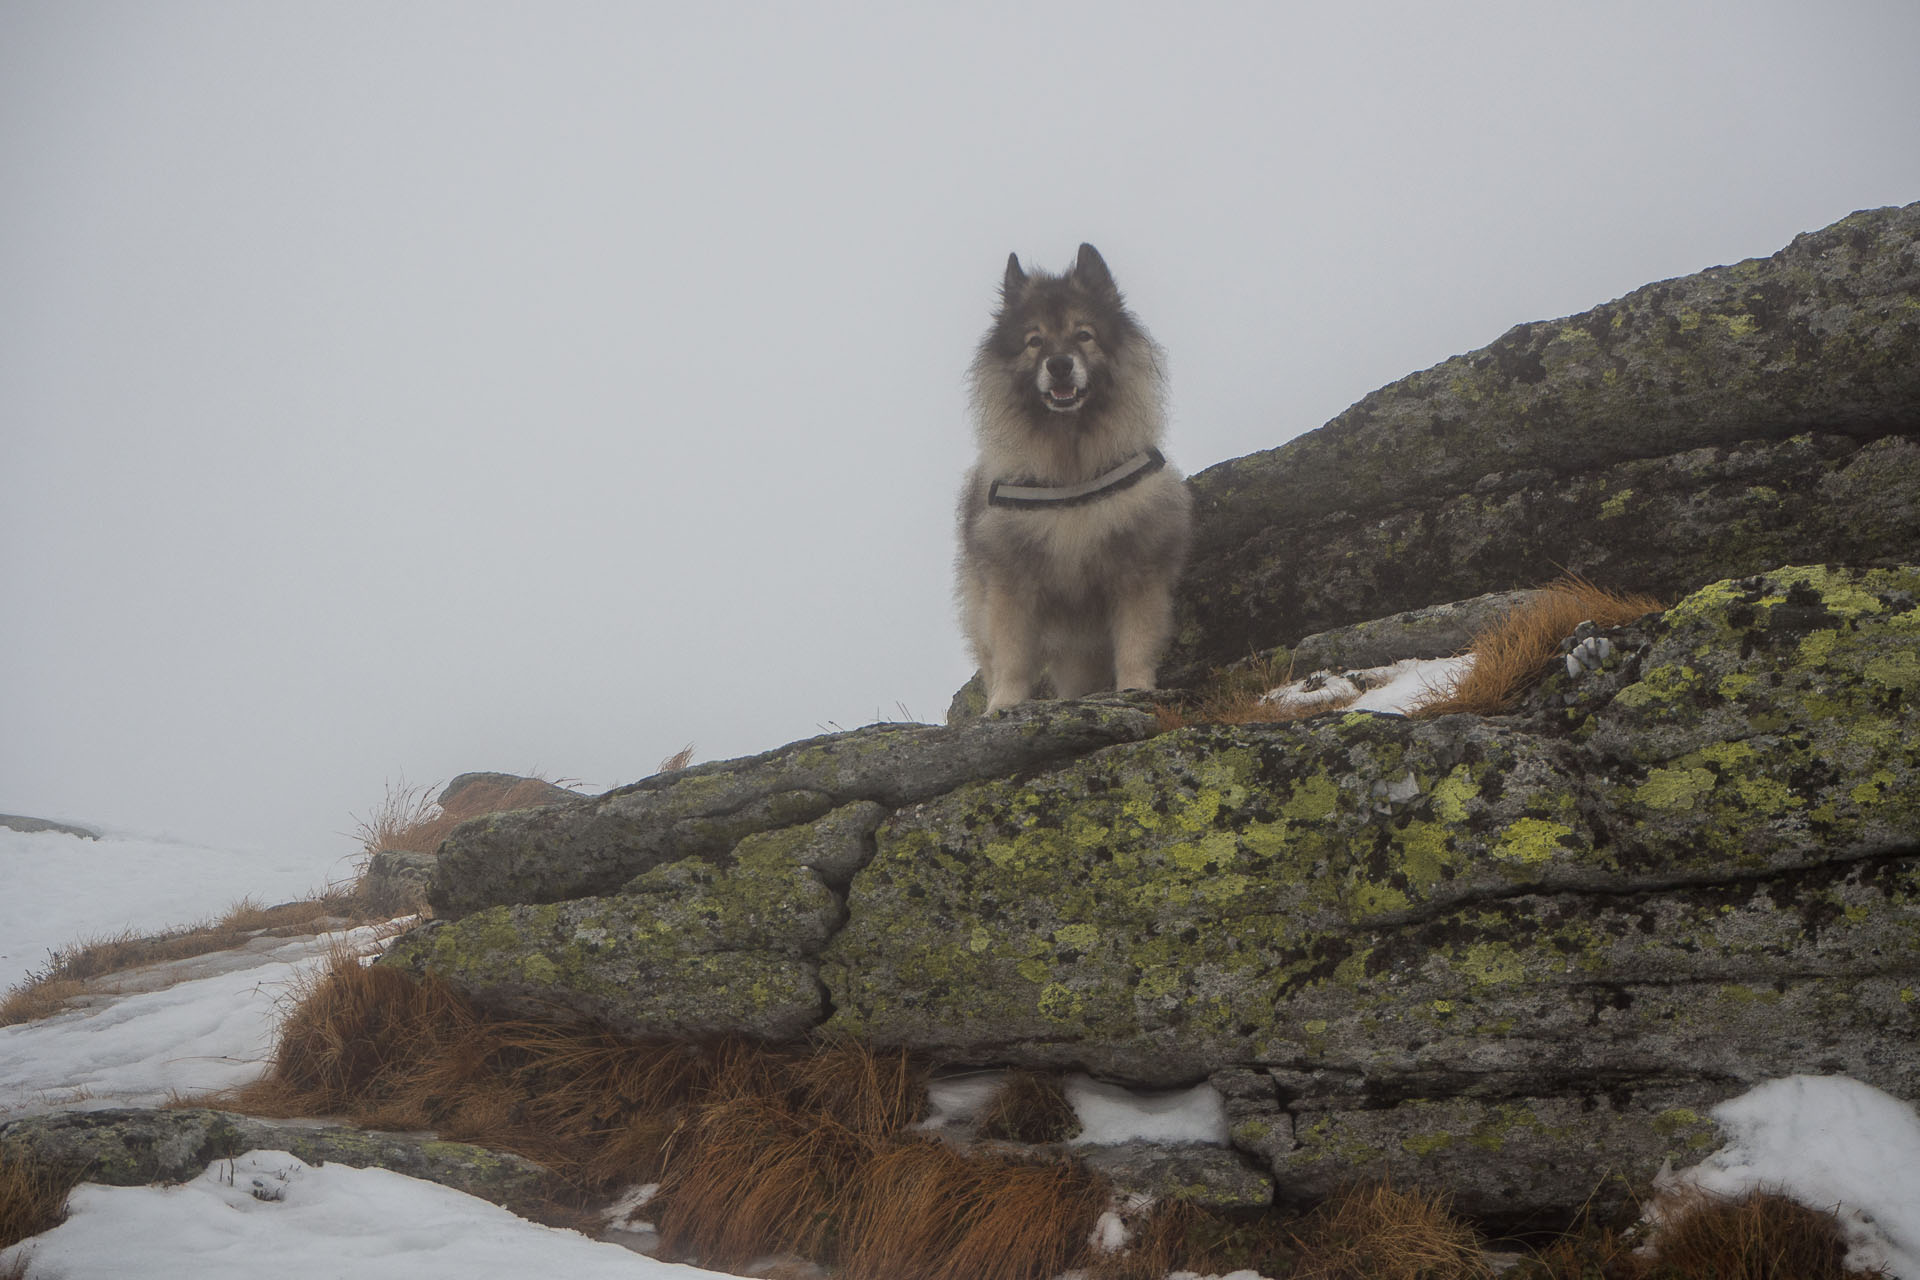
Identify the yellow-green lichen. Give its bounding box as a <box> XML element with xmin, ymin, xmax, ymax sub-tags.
<box><xmin>1493</xmin><ymin>818</ymin><xmax>1575</xmax><ymax>864</ymax></box>
<box><xmin>1635</xmin><ymin>767</ymin><xmax>1715</xmax><ymax>811</ymax></box>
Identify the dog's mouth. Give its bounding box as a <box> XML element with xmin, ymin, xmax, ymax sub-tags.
<box><xmin>1043</xmin><ymin>385</ymin><xmax>1088</xmax><ymax>412</ymax></box>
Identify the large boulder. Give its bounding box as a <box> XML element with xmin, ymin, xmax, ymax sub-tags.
<box><xmin>388</xmin><ymin>565</ymin><xmax>1920</xmax><ymax>1224</ymax></box>
<box><xmin>1170</xmin><ymin>201</ymin><xmax>1920</xmax><ymax>683</ymax></box>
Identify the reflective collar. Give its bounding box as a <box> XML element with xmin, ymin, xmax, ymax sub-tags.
<box><xmin>987</xmin><ymin>448</ymin><xmax>1166</xmax><ymax>509</ymax></box>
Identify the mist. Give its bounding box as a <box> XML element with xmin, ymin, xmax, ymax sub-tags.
<box><xmin>4</xmin><ymin>1</ymin><xmax>1917</xmax><ymax>869</ymax></box>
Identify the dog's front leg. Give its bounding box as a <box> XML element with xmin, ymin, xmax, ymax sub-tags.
<box><xmin>981</xmin><ymin>582</ymin><xmax>1042</xmax><ymax>712</ymax></box>
<box><xmin>1110</xmin><ymin>577</ymin><xmax>1176</xmax><ymax>693</ymax></box>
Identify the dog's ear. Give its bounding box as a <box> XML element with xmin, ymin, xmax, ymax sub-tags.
<box><xmin>1003</xmin><ymin>252</ymin><xmax>1027</xmax><ymax>296</ymax></box>
<box><xmin>1072</xmin><ymin>243</ymin><xmax>1117</xmax><ymax>297</ymax></box>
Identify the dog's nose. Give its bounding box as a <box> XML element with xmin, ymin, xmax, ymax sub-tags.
<box><xmin>1046</xmin><ymin>355</ymin><xmax>1075</xmax><ymax>381</ymax></box>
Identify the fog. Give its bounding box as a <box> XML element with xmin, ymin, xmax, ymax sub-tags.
<box><xmin>4</xmin><ymin>2</ymin><xmax>1917</xmax><ymax>871</ymax></box>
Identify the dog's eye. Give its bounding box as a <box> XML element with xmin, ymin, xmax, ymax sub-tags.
<box><xmin>1074</xmin><ymin>329</ymin><xmax>1095</xmax><ymax>343</ymax></box>
<box><xmin>1025</xmin><ymin>334</ymin><xmax>1043</xmax><ymax>349</ymax></box>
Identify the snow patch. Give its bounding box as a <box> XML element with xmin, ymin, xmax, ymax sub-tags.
<box><xmin>0</xmin><ymin>924</ymin><xmax>388</xmax><ymax>1121</ymax></box>
<box><xmin>0</xmin><ymin>1150</ymin><xmax>728</xmax><ymax>1279</ymax></box>
<box><xmin>1260</xmin><ymin>655</ymin><xmax>1471</xmax><ymax>719</ymax></box>
<box><xmin>1066</xmin><ymin>1076</ymin><xmax>1229</xmax><ymax>1147</ymax></box>
<box><xmin>917</xmin><ymin>1070</ymin><xmax>1010</xmax><ymax>1129</ymax></box>
<box><xmin>1657</xmin><ymin>1075</ymin><xmax>1920</xmax><ymax>1280</ymax></box>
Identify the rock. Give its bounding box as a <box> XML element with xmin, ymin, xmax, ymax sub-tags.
<box><xmin>0</xmin><ymin>814</ymin><xmax>100</xmax><ymax>840</ymax></box>
<box><xmin>385</xmin><ymin>800</ymin><xmax>894</xmax><ymax>1039</ymax></box>
<box><xmin>820</xmin><ymin>567</ymin><xmax>1919</xmax><ymax>1216</ymax></box>
<box><xmin>1282</xmin><ymin>592</ymin><xmax>1533</xmax><ymax>674</ymax></box>
<box><xmin>1077</xmin><ymin>1142</ymin><xmax>1275</xmax><ymax>1211</ymax></box>
<box><xmin>362</xmin><ymin>848</ymin><xmax>436</xmax><ymax>913</ymax></box>
<box><xmin>437</xmin><ymin>772</ymin><xmax>579</xmax><ymax>810</ymax></box>
<box><xmin>1277</xmin><ymin>1090</ymin><xmax>1722</xmax><ymax>1227</ymax></box>
<box><xmin>0</xmin><ymin>1108</ymin><xmax>564</xmax><ymax>1216</ymax></box>
<box><xmin>426</xmin><ymin>698</ymin><xmax>1159</xmax><ymax>919</ymax></box>
<box><xmin>389</xmin><ymin>563</ymin><xmax>1919</xmax><ymax>1222</ymax></box>
<box><xmin>1170</xmin><ymin>201</ymin><xmax>1920</xmax><ymax>683</ymax></box>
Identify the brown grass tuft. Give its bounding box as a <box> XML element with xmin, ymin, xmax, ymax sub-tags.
<box><xmin>1155</xmin><ymin>652</ymin><xmax>1310</xmax><ymax>731</ymax></box>
<box><xmin>838</xmin><ymin>1141</ymin><xmax>1107</xmax><ymax>1280</ymax></box>
<box><xmin>1413</xmin><ymin>576</ymin><xmax>1663</xmax><ymax>717</ymax></box>
<box><xmin>1506</xmin><ymin>1221</ymin><xmax>1642</xmax><ymax>1279</ymax></box>
<box><xmin>0</xmin><ymin>893</ymin><xmax>377</xmax><ymax>1027</ymax></box>
<box><xmin>1637</xmin><ymin>1187</ymin><xmax>1887</xmax><ymax>1279</ymax></box>
<box><xmin>352</xmin><ymin>774</ymin><xmax>576</xmax><ymax>858</ymax></box>
<box><xmin>658</xmin><ymin>744</ymin><xmax>696</xmax><ymax>773</ymax></box>
<box><xmin>1085</xmin><ymin>1198</ymin><xmax>1205</xmax><ymax>1280</ymax></box>
<box><xmin>0</xmin><ymin>1144</ymin><xmax>78</xmax><ymax>1251</ymax></box>
<box><xmin>976</xmin><ymin>1071</ymin><xmax>1081</xmax><ymax>1144</ymax></box>
<box><xmin>1291</xmin><ymin>1182</ymin><xmax>1491</xmax><ymax>1280</ymax></box>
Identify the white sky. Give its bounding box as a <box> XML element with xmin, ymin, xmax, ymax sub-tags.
<box><xmin>4</xmin><ymin>1</ymin><xmax>1919</xmax><ymax>864</ymax></box>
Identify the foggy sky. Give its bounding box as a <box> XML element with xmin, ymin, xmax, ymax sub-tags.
<box><xmin>4</xmin><ymin>1</ymin><xmax>1918</xmax><ymax>878</ymax></box>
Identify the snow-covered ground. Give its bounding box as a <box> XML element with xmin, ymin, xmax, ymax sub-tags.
<box><xmin>0</xmin><ymin>825</ymin><xmax>359</xmax><ymax>990</ymax></box>
<box><xmin>4</xmin><ymin>821</ymin><xmax>1918</xmax><ymax>1278</ymax></box>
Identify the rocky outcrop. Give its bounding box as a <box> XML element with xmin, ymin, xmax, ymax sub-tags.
<box><xmin>375</xmin><ymin>207</ymin><xmax>1920</xmax><ymax>1227</ymax></box>
<box><xmin>1170</xmin><ymin>201</ymin><xmax>1920</xmax><ymax>683</ymax></box>
<box><xmin>388</xmin><ymin>564</ymin><xmax>1920</xmax><ymax>1223</ymax></box>
<box><xmin>0</xmin><ymin>814</ymin><xmax>99</xmax><ymax>840</ymax></box>
<box><xmin>422</xmin><ymin>702</ymin><xmax>1158</xmax><ymax>920</ymax></box>
<box><xmin>0</xmin><ymin>1108</ymin><xmax>564</xmax><ymax>1216</ymax></box>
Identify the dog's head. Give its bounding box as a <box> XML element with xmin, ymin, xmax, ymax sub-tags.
<box><xmin>979</xmin><ymin>243</ymin><xmax>1148</xmax><ymax>427</ymax></box>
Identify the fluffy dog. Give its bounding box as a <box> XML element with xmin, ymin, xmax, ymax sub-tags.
<box><xmin>957</xmin><ymin>243</ymin><xmax>1193</xmax><ymax>713</ymax></box>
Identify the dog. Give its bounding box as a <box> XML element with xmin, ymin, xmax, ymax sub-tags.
<box><xmin>957</xmin><ymin>243</ymin><xmax>1193</xmax><ymax>713</ymax></box>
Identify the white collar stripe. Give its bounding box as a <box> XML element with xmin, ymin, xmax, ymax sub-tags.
<box><xmin>988</xmin><ymin>448</ymin><xmax>1166</xmax><ymax>509</ymax></box>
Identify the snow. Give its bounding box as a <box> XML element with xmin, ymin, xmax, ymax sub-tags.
<box><xmin>3</xmin><ymin>1150</ymin><xmax>724</xmax><ymax>1280</ymax></box>
<box><xmin>919</xmin><ymin>1071</ymin><xmax>1230</xmax><ymax>1147</ymax></box>
<box><xmin>1066</xmin><ymin>1077</ymin><xmax>1229</xmax><ymax>1147</ymax></box>
<box><xmin>1259</xmin><ymin>655</ymin><xmax>1472</xmax><ymax>719</ymax></box>
<box><xmin>1656</xmin><ymin>1076</ymin><xmax>1920</xmax><ymax>1280</ymax></box>
<box><xmin>0</xmin><ymin>925</ymin><xmax>384</xmax><ymax>1121</ymax></box>
<box><xmin>0</xmin><ymin>825</ymin><xmax>356</xmax><ymax>989</ymax></box>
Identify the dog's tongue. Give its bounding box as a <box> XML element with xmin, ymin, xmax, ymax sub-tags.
<box><xmin>1051</xmin><ymin>387</ymin><xmax>1078</xmax><ymax>401</ymax></box>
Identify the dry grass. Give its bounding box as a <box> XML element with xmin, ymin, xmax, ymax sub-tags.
<box><xmin>0</xmin><ymin>1144</ymin><xmax>77</xmax><ymax>1251</ymax></box>
<box><xmin>838</xmin><ymin>1142</ymin><xmax>1107</xmax><ymax>1280</ymax></box>
<box><xmin>1154</xmin><ymin>652</ymin><xmax>1312</xmax><ymax>731</ymax></box>
<box><xmin>0</xmin><ymin>893</ymin><xmax>371</xmax><ymax>1027</ymax></box>
<box><xmin>1289</xmin><ymin>1182</ymin><xmax>1492</xmax><ymax>1280</ymax></box>
<box><xmin>2</xmin><ymin>773</ymin><xmax>584</xmax><ymax>1027</ymax></box>
<box><xmin>658</xmin><ymin>744</ymin><xmax>696</xmax><ymax>773</ymax></box>
<box><xmin>224</xmin><ymin>955</ymin><xmax>1117</xmax><ymax>1275</ymax></box>
<box><xmin>1638</xmin><ymin>1188</ymin><xmax>1887</xmax><ymax>1279</ymax></box>
<box><xmin>1086</xmin><ymin>1199</ymin><xmax>1219</xmax><ymax>1280</ymax></box>
<box><xmin>976</xmin><ymin>1071</ymin><xmax>1081</xmax><ymax>1143</ymax></box>
<box><xmin>1412</xmin><ymin>576</ymin><xmax>1663</xmax><ymax>717</ymax></box>
<box><xmin>1506</xmin><ymin>1221</ymin><xmax>1643</xmax><ymax>1278</ymax></box>
<box><xmin>350</xmin><ymin>774</ymin><xmax>575</xmax><ymax>858</ymax></box>
<box><xmin>1159</xmin><ymin>576</ymin><xmax>1663</xmax><ymax>731</ymax></box>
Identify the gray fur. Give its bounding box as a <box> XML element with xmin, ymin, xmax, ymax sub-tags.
<box><xmin>957</xmin><ymin>244</ymin><xmax>1194</xmax><ymax>713</ymax></box>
